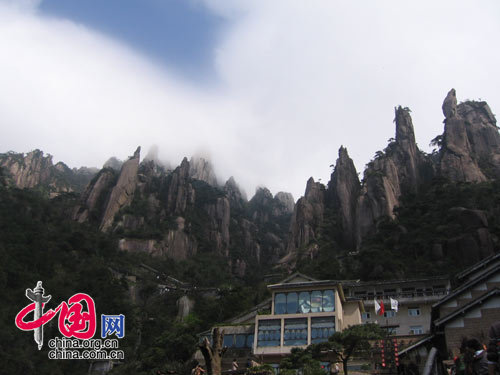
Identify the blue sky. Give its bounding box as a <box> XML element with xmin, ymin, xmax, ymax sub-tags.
<box><xmin>1</xmin><ymin>1</ymin><xmax>500</xmax><ymax>199</ymax></box>
<box><xmin>39</xmin><ymin>0</ymin><xmax>225</xmax><ymax>80</ymax></box>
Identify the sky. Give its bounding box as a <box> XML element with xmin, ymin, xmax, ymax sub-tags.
<box><xmin>0</xmin><ymin>0</ymin><xmax>499</xmax><ymax>200</ymax></box>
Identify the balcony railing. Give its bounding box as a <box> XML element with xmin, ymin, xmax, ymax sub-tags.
<box><xmin>352</xmin><ymin>290</ymin><xmax>450</xmax><ymax>301</ymax></box>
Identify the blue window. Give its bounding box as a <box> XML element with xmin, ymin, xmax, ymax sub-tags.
<box><xmin>284</xmin><ymin>318</ymin><xmax>307</xmax><ymax>346</ymax></box>
<box><xmin>311</xmin><ymin>317</ymin><xmax>335</xmax><ymax>344</ymax></box>
<box><xmin>223</xmin><ymin>335</ymin><xmax>234</xmax><ymax>347</ymax></box>
<box><xmin>235</xmin><ymin>334</ymin><xmax>246</xmax><ymax>348</ymax></box>
<box><xmin>322</xmin><ymin>290</ymin><xmax>335</xmax><ymax>312</ymax></box>
<box><xmin>311</xmin><ymin>291</ymin><xmax>323</xmax><ymax>312</ymax></box>
<box><xmin>246</xmin><ymin>334</ymin><xmax>254</xmax><ymax>348</ymax></box>
<box><xmin>257</xmin><ymin>320</ymin><xmax>281</xmax><ymax>347</ymax></box>
<box><xmin>274</xmin><ymin>290</ymin><xmax>336</xmax><ymax>314</ymax></box>
<box><xmin>275</xmin><ymin>293</ymin><xmax>286</xmax><ymax>314</ymax></box>
<box><xmin>299</xmin><ymin>291</ymin><xmax>311</xmax><ymax>313</ymax></box>
<box><xmin>286</xmin><ymin>292</ymin><xmax>298</xmax><ymax>314</ymax></box>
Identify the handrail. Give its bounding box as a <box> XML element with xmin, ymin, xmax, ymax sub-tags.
<box><xmin>422</xmin><ymin>347</ymin><xmax>441</xmax><ymax>375</ymax></box>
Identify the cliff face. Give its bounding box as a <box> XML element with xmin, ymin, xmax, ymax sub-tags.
<box><xmin>189</xmin><ymin>156</ymin><xmax>218</xmax><ymax>187</ymax></box>
<box><xmin>72</xmin><ymin>150</ymin><xmax>291</xmax><ymax>270</ymax></box>
<box><xmin>458</xmin><ymin>100</ymin><xmax>500</xmax><ymax>178</ymax></box>
<box><xmin>356</xmin><ymin>106</ymin><xmax>433</xmax><ymax>243</ymax></box>
<box><xmin>8</xmin><ymin>90</ymin><xmax>499</xmax><ymax>275</ymax></box>
<box><xmin>100</xmin><ymin>147</ymin><xmax>141</xmax><ymax>231</ymax></box>
<box><xmin>440</xmin><ymin>89</ymin><xmax>487</xmax><ymax>183</ymax></box>
<box><xmin>282</xmin><ymin>89</ymin><xmax>500</xmax><ymax>267</ymax></box>
<box><xmin>0</xmin><ymin>150</ymin><xmax>96</xmax><ymax>196</ymax></box>
<box><xmin>283</xmin><ymin>178</ymin><xmax>324</xmax><ymax>265</ymax></box>
<box><xmin>73</xmin><ymin>169</ymin><xmax>116</xmax><ymax>223</ymax></box>
<box><xmin>328</xmin><ymin>146</ymin><xmax>360</xmax><ymax>248</ymax></box>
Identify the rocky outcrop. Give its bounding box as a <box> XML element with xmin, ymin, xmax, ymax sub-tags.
<box><xmin>103</xmin><ymin>157</ymin><xmax>123</xmax><ymax>171</ymax></box>
<box><xmin>176</xmin><ymin>295</ymin><xmax>195</xmax><ymax>321</ymax></box>
<box><xmin>0</xmin><ymin>150</ymin><xmax>96</xmax><ymax>196</ymax></box>
<box><xmin>356</xmin><ymin>107</ymin><xmax>432</xmax><ymax>244</ymax></box>
<box><xmin>440</xmin><ymin>89</ymin><xmax>487</xmax><ymax>183</ymax></box>
<box><xmin>445</xmin><ymin>207</ymin><xmax>494</xmax><ymax>266</ymax></box>
<box><xmin>167</xmin><ymin>158</ymin><xmax>195</xmax><ymax>215</ymax></box>
<box><xmin>189</xmin><ymin>156</ymin><xmax>218</xmax><ymax>186</ymax></box>
<box><xmin>458</xmin><ymin>100</ymin><xmax>500</xmax><ymax>177</ymax></box>
<box><xmin>204</xmin><ymin>197</ymin><xmax>231</xmax><ymax>256</ymax></box>
<box><xmin>100</xmin><ymin>147</ymin><xmax>141</xmax><ymax>231</ymax></box>
<box><xmin>284</xmin><ymin>178</ymin><xmax>325</xmax><ymax>262</ymax></box>
<box><xmin>238</xmin><ymin>218</ymin><xmax>261</xmax><ymax>263</ymax></box>
<box><xmin>0</xmin><ymin>150</ymin><xmax>53</xmax><ymax>189</ymax></box>
<box><xmin>224</xmin><ymin>176</ymin><xmax>247</xmax><ymax>210</ymax></box>
<box><xmin>328</xmin><ymin>146</ymin><xmax>360</xmax><ymax>248</ymax></box>
<box><xmin>442</xmin><ymin>88</ymin><xmax>457</xmax><ymax>119</ymax></box>
<box><xmin>162</xmin><ymin>217</ymin><xmax>198</xmax><ymax>259</ymax></box>
<box><xmin>73</xmin><ymin>168</ymin><xmax>116</xmax><ymax>223</ymax></box>
<box><xmin>249</xmin><ymin>188</ymin><xmax>295</xmax><ymax>224</ymax></box>
<box><xmin>118</xmin><ymin>217</ymin><xmax>197</xmax><ymax>260</ymax></box>
<box><xmin>274</xmin><ymin>192</ymin><xmax>295</xmax><ymax>214</ymax></box>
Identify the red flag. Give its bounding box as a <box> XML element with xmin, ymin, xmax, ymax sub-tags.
<box><xmin>378</xmin><ymin>300</ymin><xmax>385</xmax><ymax>316</ymax></box>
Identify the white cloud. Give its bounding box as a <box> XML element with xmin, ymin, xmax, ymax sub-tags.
<box><xmin>1</xmin><ymin>1</ymin><xmax>500</xmax><ymax>200</ymax></box>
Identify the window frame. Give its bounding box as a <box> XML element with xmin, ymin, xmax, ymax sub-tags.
<box><xmin>408</xmin><ymin>307</ymin><xmax>421</xmax><ymax>316</ymax></box>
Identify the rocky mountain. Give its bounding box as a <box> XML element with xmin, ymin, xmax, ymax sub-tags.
<box><xmin>70</xmin><ymin>148</ymin><xmax>293</xmax><ymax>274</ymax></box>
<box><xmin>3</xmin><ymin>88</ymin><xmax>499</xmax><ymax>279</ymax></box>
<box><xmin>283</xmin><ymin>89</ymin><xmax>499</xmax><ymax>274</ymax></box>
<box><xmin>189</xmin><ymin>156</ymin><xmax>218</xmax><ymax>187</ymax></box>
<box><xmin>0</xmin><ymin>149</ymin><xmax>97</xmax><ymax>196</ymax></box>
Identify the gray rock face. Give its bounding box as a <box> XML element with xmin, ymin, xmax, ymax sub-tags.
<box><xmin>285</xmin><ymin>177</ymin><xmax>325</xmax><ymax>259</ymax></box>
<box><xmin>356</xmin><ymin>107</ymin><xmax>432</xmax><ymax>244</ymax></box>
<box><xmin>445</xmin><ymin>207</ymin><xmax>494</xmax><ymax>265</ymax></box>
<box><xmin>328</xmin><ymin>146</ymin><xmax>360</xmax><ymax>248</ymax></box>
<box><xmin>224</xmin><ymin>176</ymin><xmax>247</xmax><ymax>209</ymax></box>
<box><xmin>103</xmin><ymin>157</ymin><xmax>123</xmax><ymax>171</ymax></box>
<box><xmin>162</xmin><ymin>219</ymin><xmax>198</xmax><ymax>259</ymax></box>
<box><xmin>458</xmin><ymin>101</ymin><xmax>500</xmax><ymax>177</ymax></box>
<box><xmin>440</xmin><ymin>92</ymin><xmax>487</xmax><ymax>183</ymax></box>
<box><xmin>73</xmin><ymin>169</ymin><xmax>116</xmax><ymax>223</ymax></box>
<box><xmin>176</xmin><ymin>295</ymin><xmax>195</xmax><ymax>321</ymax></box>
<box><xmin>100</xmin><ymin>147</ymin><xmax>141</xmax><ymax>231</ymax></box>
<box><xmin>204</xmin><ymin>197</ymin><xmax>231</xmax><ymax>256</ymax></box>
<box><xmin>118</xmin><ymin>217</ymin><xmax>198</xmax><ymax>260</ymax></box>
<box><xmin>189</xmin><ymin>156</ymin><xmax>218</xmax><ymax>186</ymax></box>
<box><xmin>167</xmin><ymin>158</ymin><xmax>195</xmax><ymax>215</ymax></box>
<box><xmin>0</xmin><ymin>150</ymin><xmax>53</xmax><ymax>189</ymax></box>
<box><xmin>274</xmin><ymin>192</ymin><xmax>295</xmax><ymax>214</ymax></box>
<box><xmin>442</xmin><ymin>88</ymin><xmax>457</xmax><ymax>119</ymax></box>
<box><xmin>0</xmin><ymin>149</ymin><xmax>96</xmax><ymax>196</ymax></box>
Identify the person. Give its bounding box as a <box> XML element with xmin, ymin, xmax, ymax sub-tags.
<box><xmin>487</xmin><ymin>322</ymin><xmax>500</xmax><ymax>375</ymax></box>
<box><xmin>330</xmin><ymin>362</ymin><xmax>340</xmax><ymax>375</ymax></box>
<box><xmin>192</xmin><ymin>364</ymin><xmax>206</xmax><ymax>375</ymax></box>
<box><xmin>463</xmin><ymin>338</ymin><xmax>489</xmax><ymax>375</ymax></box>
<box><xmin>246</xmin><ymin>358</ymin><xmax>252</xmax><ymax>369</ymax></box>
<box><xmin>232</xmin><ymin>359</ymin><xmax>239</xmax><ymax>371</ymax></box>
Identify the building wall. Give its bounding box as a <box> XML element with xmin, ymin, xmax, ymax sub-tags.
<box><xmin>343</xmin><ymin>301</ymin><xmax>362</xmax><ymax>329</ymax></box>
<box><xmin>363</xmin><ymin>303</ymin><xmax>433</xmax><ymax>336</ymax></box>
<box><xmin>438</xmin><ymin>276</ymin><xmax>500</xmax><ymax>317</ymax></box>
<box><xmin>443</xmin><ymin>296</ymin><xmax>500</xmax><ymax>357</ymax></box>
<box><xmin>255</xmin><ymin>285</ymin><xmax>360</xmax><ymax>357</ymax></box>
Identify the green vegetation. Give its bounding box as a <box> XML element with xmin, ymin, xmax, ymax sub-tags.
<box><xmin>358</xmin><ymin>178</ymin><xmax>500</xmax><ymax>280</ymax></box>
<box><xmin>280</xmin><ymin>324</ymin><xmax>384</xmax><ymax>375</ymax></box>
<box><xmin>0</xmin><ymin>185</ymin><xmax>266</xmax><ymax>374</ymax></box>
